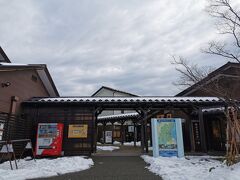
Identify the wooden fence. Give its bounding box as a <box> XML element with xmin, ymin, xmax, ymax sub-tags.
<box><xmin>0</xmin><ymin>112</ymin><xmax>32</xmax><ymax>156</ymax></box>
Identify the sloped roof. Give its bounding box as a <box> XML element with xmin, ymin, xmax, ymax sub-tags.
<box><xmin>0</xmin><ymin>47</ymin><xmax>11</xmax><ymax>63</ymax></box>
<box><xmin>92</xmin><ymin>86</ymin><xmax>138</xmax><ymax>97</ymax></box>
<box><xmin>26</xmin><ymin>96</ymin><xmax>222</xmax><ymax>103</ymax></box>
<box><xmin>98</xmin><ymin>112</ymin><xmax>139</xmax><ymax>121</ymax></box>
<box><xmin>0</xmin><ymin>63</ymin><xmax>59</xmax><ymax>97</ymax></box>
<box><xmin>176</xmin><ymin>62</ymin><xmax>240</xmax><ymax>96</ymax></box>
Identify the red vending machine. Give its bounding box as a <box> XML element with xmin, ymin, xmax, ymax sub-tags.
<box><xmin>36</xmin><ymin>123</ymin><xmax>64</xmax><ymax>156</ymax></box>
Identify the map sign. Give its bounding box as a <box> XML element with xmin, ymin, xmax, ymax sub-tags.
<box><xmin>157</xmin><ymin>119</ymin><xmax>177</xmax><ymax>156</ymax></box>
<box><xmin>151</xmin><ymin>118</ymin><xmax>184</xmax><ymax>158</ymax></box>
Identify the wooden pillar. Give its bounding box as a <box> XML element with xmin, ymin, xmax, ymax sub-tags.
<box><xmin>149</xmin><ymin>121</ymin><xmax>153</xmax><ymax>147</ymax></box>
<box><xmin>103</xmin><ymin>122</ymin><xmax>106</xmax><ymax>144</ymax></box>
<box><xmin>141</xmin><ymin>119</ymin><xmax>145</xmax><ymax>153</ymax></box>
<box><xmin>133</xmin><ymin>122</ymin><xmax>136</xmax><ymax>147</ymax></box>
<box><xmin>199</xmin><ymin>108</ymin><xmax>207</xmax><ymax>152</ymax></box>
<box><xmin>111</xmin><ymin>122</ymin><xmax>114</xmax><ymax>144</ymax></box>
<box><xmin>144</xmin><ymin>111</ymin><xmax>148</xmax><ymax>153</ymax></box>
<box><xmin>189</xmin><ymin>118</ymin><xmax>195</xmax><ymax>152</ymax></box>
<box><xmin>121</xmin><ymin>121</ymin><xmax>124</xmax><ymax>145</ymax></box>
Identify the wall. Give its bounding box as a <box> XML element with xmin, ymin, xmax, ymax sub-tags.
<box><xmin>0</xmin><ymin>69</ymin><xmax>49</xmax><ymax>114</ymax></box>
<box><xmin>24</xmin><ymin>105</ymin><xmax>95</xmax><ymax>156</ymax></box>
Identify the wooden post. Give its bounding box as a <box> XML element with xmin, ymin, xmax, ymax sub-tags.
<box><xmin>141</xmin><ymin>119</ymin><xmax>145</xmax><ymax>153</ymax></box>
<box><xmin>103</xmin><ymin>122</ymin><xmax>106</xmax><ymax>144</ymax></box>
<box><xmin>149</xmin><ymin>121</ymin><xmax>152</xmax><ymax>147</ymax></box>
<box><xmin>133</xmin><ymin>122</ymin><xmax>136</xmax><ymax>147</ymax></box>
<box><xmin>189</xmin><ymin>118</ymin><xmax>195</xmax><ymax>152</ymax></box>
<box><xmin>121</xmin><ymin>121</ymin><xmax>124</xmax><ymax>145</ymax></box>
<box><xmin>144</xmin><ymin>111</ymin><xmax>148</xmax><ymax>153</ymax></box>
<box><xmin>111</xmin><ymin>122</ymin><xmax>114</xmax><ymax>144</ymax></box>
<box><xmin>199</xmin><ymin>108</ymin><xmax>207</xmax><ymax>152</ymax></box>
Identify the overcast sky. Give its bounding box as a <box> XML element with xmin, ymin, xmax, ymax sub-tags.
<box><xmin>0</xmin><ymin>0</ymin><xmax>235</xmax><ymax>96</ymax></box>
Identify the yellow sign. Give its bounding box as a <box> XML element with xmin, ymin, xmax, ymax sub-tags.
<box><xmin>68</xmin><ymin>124</ymin><xmax>88</xmax><ymax>138</ymax></box>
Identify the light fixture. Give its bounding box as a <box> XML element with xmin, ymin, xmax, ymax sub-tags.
<box><xmin>1</xmin><ymin>82</ymin><xmax>11</xmax><ymax>88</ymax></box>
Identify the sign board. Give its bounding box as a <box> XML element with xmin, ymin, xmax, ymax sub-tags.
<box><xmin>105</xmin><ymin>131</ymin><xmax>112</xmax><ymax>143</ymax></box>
<box><xmin>128</xmin><ymin>126</ymin><xmax>134</xmax><ymax>133</ymax></box>
<box><xmin>151</xmin><ymin>118</ymin><xmax>184</xmax><ymax>158</ymax></box>
<box><xmin>68</xmin><ymin>124</ymin><xmax>88</xmax><ymax>138</ymax></box>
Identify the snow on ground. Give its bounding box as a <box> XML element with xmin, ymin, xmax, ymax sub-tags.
<box><xmin>97</xmin><ymin>146</ymin><xmax>120</xmax><ymax>151</ymax></box>
<box><xmin>113</xmin><ymin>141</ymin><xmax>121</xmax><ymax>145</ymax></box>
<box><xmin>123</xmin><ymin>141</ymin><xmax>141</xmax><ymax>146</ymax></box>
<box><xmin>142</xmin><ymin>155</ymin><xmax>240</xmax><ymax>180</ymax></box>
<box><xmin>0</xmin><ymin>156</ymin><xmax>93</xmax><ymax>180</ymax></box>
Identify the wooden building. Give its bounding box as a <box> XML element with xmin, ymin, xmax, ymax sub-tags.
<box><xmin>176</xmin><ymin>62</ymin><xmax>240</xmax><ymax>153</ymax></box>
<box><xmin>23</xmin><ymin>96</ymin><xmax>225</xmax><ymax>155</ymax></box>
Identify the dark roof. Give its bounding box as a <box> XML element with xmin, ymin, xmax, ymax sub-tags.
<box><xmin>0</xmin><ymin>63</ymin><xmax>59</xmax><ymax>97</ymax></box>
<box><xmin>176</xmin><ymin>62</ymin><xmax>240</xmax><ymax>96</ymax></box>
<box><xmin>91</xmin><ymin>86</ymin><xmax>138</xmax><ymax>97</ymax></box>
<box><xmin>0</xmin><ymin>47</ymin><xmax>11</xmax><ymax>63</ymax></box>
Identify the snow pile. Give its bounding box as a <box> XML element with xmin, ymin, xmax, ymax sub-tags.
<box><xmin>97</xmin><ymin>146</ymin><xmax>120</xmax><ymax>151</ymax></box>
<box><xmin>142</xmin><ymin>155</ymin><xmax>240</xmax><ymax>180</ymax></box>
<box><xmin>0</xmin><ymin>156</ymin><xmax>93</xmax><ymax>180</ymax></box>
<box><xmin>123</xmin><ymin>141</ymin><xmax>141</xmax><ymax>146</ymax></box>
<box><xmin>113</xmin><ymin>141</ymin><xmax>121</xmax><ymax>145</ymax></box>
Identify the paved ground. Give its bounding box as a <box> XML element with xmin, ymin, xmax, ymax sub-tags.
<box><xmin>35</xmin><ymin>156</ymin><xmax>162</xmax><ymax>180</ymax></box>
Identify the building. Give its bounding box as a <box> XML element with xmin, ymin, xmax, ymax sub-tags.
<box><xmin>176</xmin><ymin>62</ymin><xmax>240</xmax><ymax>153</ymax></box>
<box><xmin>0</xmin><ymin>47</ymin><xmax>59</xmax><ymax>152</ymax></box>
<box><xmin>0</xmin><ymin>47</ymin><xmax>59</xmax><ymax>114</ymax></box>
<box><xmin>10</xmin><ymin>61</ymin><xmax>240</xmax><ymax>156</ymax></box>
<box><xmin>92</xmin><ymin>86</ymin><xmax>139</xmax><ymax>144</ymax></box>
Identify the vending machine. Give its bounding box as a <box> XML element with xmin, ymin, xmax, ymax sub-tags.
<box><xmin>36</xmin><ymin>123</ymin><xmax>64</xmax><ymax>156</ymax></box>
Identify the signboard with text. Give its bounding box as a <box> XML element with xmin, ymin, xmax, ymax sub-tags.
<box><xmin>105</xmin><ymin>131</ymin><xmax>112</xmax><ymax>143</ymax></box>
<box><xmin>68</xmin><ymin>124</ymin><xmax>88</xmax><ymax>138</ymax></box>
<box><xmin>151</xmin><ymin>118</ymin><xmax>184</xmax><ymax>158</ymax></box>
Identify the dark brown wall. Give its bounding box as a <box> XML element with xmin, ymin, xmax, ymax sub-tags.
<box><xmin>24</xmin><ymin>105</ymin><xmax>95</xmax><ymax>156</ymax></box>
<box><xmin>0</xmin><ymin>69</ymin><xmax>49</xmax><ymax>114</ymax></box>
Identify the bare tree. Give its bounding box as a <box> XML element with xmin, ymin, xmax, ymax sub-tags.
<box><xmin>204</xmin><ymin>0</ymin><xmax>240</xmax><ymax>62</ymax></box>
<box><xmin>173</xmin><ymin>0</ymin><xmax>240</xmax><ymax>166</ymax></box>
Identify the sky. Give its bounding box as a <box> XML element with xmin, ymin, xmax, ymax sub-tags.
<box><xmin>0</xmin><ymin>0</ymin><xmax>234</xmax><ymax>96</ymax></box>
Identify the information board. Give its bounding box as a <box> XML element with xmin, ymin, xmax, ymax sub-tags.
<box><xmin>151</xmin><ymin>118</ymin><xmax>184</xmax><ymax>158</ymax></box>
<box><xmin>105</xmin><ymin>131</ymin><xmax>112</xmax><ymax>143</ymax></box>
<box><xmin>68</xmin><ymin>124</ymin><xmax>88</xmax><ymax>138</ymax></box>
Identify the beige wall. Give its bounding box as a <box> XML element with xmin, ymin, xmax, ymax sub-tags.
<box><xmin>0</xmin><ymin>69</ymin><xmax>49</xmax><ymax>114</ymax></box>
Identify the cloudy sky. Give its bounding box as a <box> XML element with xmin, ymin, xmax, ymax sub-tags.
<box><xmin>0</xmin><ymin>0</ymin><xmax>234</xmax><ymax>96</ymax></box>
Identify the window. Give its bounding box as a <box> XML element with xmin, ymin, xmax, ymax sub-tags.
<box><xmin>31</xmin><ymin>75</ymin><xmax>38</xmax><ymax>82</ymax></box>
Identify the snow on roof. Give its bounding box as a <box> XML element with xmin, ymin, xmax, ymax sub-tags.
<box><xmin>202</xmin><ymin>107</ymin><xmax>225</xmax><ymax>113</ymax></box>
<box><xmin>0</xmin><ymin>62</ymin><xmax>28</xmax><ymax>66</ymax></box>
<box><xmin>28</xmin><ymin>96</ymin><xmax>222</xmax><ymax>103</ymax></box>
<box><xmin>98</xmin><ymin>112</ymin><xmax>139</xmax><ymax>120</ymax></box>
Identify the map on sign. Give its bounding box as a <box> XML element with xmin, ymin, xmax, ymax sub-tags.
<box><xmin>151</xmin><ymin>118</ymin><xmax>184</xmax><ymax>158</ymax></box>
<box><xmin>157</xmin><ymin>120</ymin><xmax>177</xmax><ymax>150</ymax></box>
